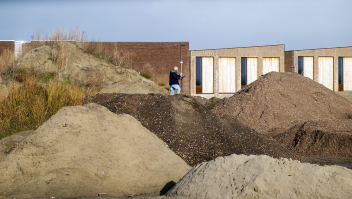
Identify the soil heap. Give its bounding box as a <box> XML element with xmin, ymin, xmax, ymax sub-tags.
<box><xmin>0</xmin><ymin>103</ymin><xmax>190</xmax><ymax>198</ymax></box>
<box><xmin>275</xmin><ymin>119</ymin><xmax>352</xmax><ymax>157</ymax></box>
<box><xmin>212</xmin><ymin>72</ymin><xmax>352</xmax><ymax>136</ymax></box>
<box><xmin>167</xmin><ymin>154</ymin><xmax>352</xmax><ymax>199</ymax></box>
<box><xmin>85</xmin><ymin>93</ymin><xmax>297</xmax><ymax>166</ymax></box>
<box><xmin>14</xmin><ymin>42</ymin><xmax>168</xmax><ymax>94</ymax></box>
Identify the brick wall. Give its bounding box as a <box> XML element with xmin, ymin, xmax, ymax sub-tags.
<box><xmin>96</xmin><ymin>42</ymin><xmax>190</xmax><ymax>94</ymax></box>
<box><xmin>0</xmin><ymin>41</ymin><xmax>15</xmax><ymax>55</ymax></box>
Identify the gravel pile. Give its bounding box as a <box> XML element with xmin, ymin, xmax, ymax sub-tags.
<box><xmin>275</xmin><ymin>119</ymin><xmax>352</xmax><ymax>157</ymax></box>
<box><xmin>85</xmin><ymin>93</ymin><xmax>297</xmax><ymax>166</ymax></box>
<box><xmin>212</xmin><ymin>72</ymin><xmax>352</xmax><ymax>136</ymax></box>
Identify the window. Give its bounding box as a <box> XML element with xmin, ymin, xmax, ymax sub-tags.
<box><xmin>241</xmin><ymin>57</ymin><xmax>258</xmax><ymax>89</ymax></box>
<box><xmin>196</xmin><ymin>57</ymin><xmax>213</xmax><ymax>94</ymax></box>
<box><xmin>338</xmin><ymin>57</ymin><xmax>343</xmax><ymax>91</ymax></box>
<box><xmin>196</xmin><ymin>57</ymin><xmax>202</xmax><ymax>93</ymax></box>
<box><xmin>298</xmin><ymin>56</ymin><xmax>313</xmax><ymax>79</ymax></box>
<box><xmin>298</xmin><ymin>57</ymin><xmax>303</xmax><ymax>75</ymax></box>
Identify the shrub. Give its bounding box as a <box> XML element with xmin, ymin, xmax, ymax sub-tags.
<box><xmin>140</xmin><ymin>72</ymin><xmax>152</xmax><ymax>79</ymax></box>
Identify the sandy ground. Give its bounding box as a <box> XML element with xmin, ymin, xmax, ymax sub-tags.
<box><xmin>167</xmin><ymin>154</ymin><xmax>352</xmax><ymax>199</ymax></box>
<box><xmin>0</xmin><ymin>103</ymin><xmax>190</xmax><ymax>198</ymax></box>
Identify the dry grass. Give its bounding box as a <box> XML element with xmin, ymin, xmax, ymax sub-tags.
<box><xmin>0</xmin><ymin>77</ymin><xmax>83</xmax><ymax>138</ymax></box>
<box><xmin>51</xmin><ymin>43</ymin><xmax>68</xmax><ymax>69</ymax></box>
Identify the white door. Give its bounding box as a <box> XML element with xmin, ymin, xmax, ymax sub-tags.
<box><xmin>247</xmin><ymin>58</ymin><xmax>258</xmax><ymax>84</ymax></box>
<box><xmin>263</xmin><ymin>58</ymin><xmax>279</xmax><ymax>75</ymax></box>
<box><xmin>303</xmin><ymin>57</ymin><xmax>314</xmax><ymax>80</ymax></box>
<box><xmin>344</xmin><ymin>57</ymin><xmax>352</xmax><ymax>91</ymax></box>
<box><xmin>219</xmin><ymin>58</ymin><xmax>236</xmax><ymax>93</ymax></box>
<box><xmin>318</xmin><ymin>57</ymin><xmax>334</xmax><ymax>90</ymax></box>
<box><xmin>202</xmin><ymin>57</ymin><xmax>213</xmax><ymax>93</ymax></box>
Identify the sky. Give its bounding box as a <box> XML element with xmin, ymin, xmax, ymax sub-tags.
<box><xmin>1</xmin><ymin>0</ymin><xmax>352</xmax><ymax>51</ymax></box>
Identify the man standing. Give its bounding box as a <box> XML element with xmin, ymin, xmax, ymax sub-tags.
<box><xmin>169</xmin><ymin>66</ymin><xmax>183</xmax><ymax>95</ymax></box>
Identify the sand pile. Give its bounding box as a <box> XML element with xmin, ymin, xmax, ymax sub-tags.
<box><xmin>0</xmin><ymin>103</ymin><xmax>190</xmax><ymax>198</ymax></box>
<box><xmin>85</xmin><ymin>93</ymin><xmax>297</xmax><ymax>166</ymax></box>
<box><xmin>167</xmin><ymin>154</ymin><xmax>352</xmax><ymax>199</ymax></box>
<box><xmin>15</xmin><ymin>42</ymin><xmax>168</xmax><ymax>94</ymax></box>
<box><xmin>337</xmin><ymin>91</ymin><xmax>352</xmax><ymax>103</ymax></box>
<box><xmin>275</xmin><ymin>119</ymin><xmax>352</xmax><ymax>157</ymax></box>
<box><xmin>212</xmin><ymin>72</ymin><xmax>352</xmax><ymax>136</ymax></box>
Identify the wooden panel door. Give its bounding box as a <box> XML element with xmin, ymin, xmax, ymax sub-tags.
<box><xmin>247</xmin><ymin>58</ymin><xmax>258</xmax><ymax>85</ymax></box>
<box><xmin>219</xmin><ymin>58</ymin><xmax>236</xmax><ymax>93</ymax></box>
<box><xmin>202</xmin><ymin>57</ymin><xmax>214</xmax><ymax>93</ymax></box>
<box><xmin>303</xmin><ymin>57</ymin><xmax>314</xmax><ymax>80</ymax></box>
<box><xmin>344</xmin><ymin>57</ymin><xmax>352</xmax><ymax>91</ymax></box>
<box><xmin>263</xmin><ymin>58</ymin><xmax>279</xmax><ymax>75</ymax></box>
<box><xmin>318</xmin><ymin>57</ymin><xmax>334</xmax><ymax>90</ymax></box>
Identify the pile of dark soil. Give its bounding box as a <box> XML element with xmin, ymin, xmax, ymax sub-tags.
<box><xmin>275</xmin><ymin>119</ymin><xmax>352</xmax><ymax>157</ymax></box>
<box><xmin>212</xmin><ymin>72</ymin><xmax>352</xmax><ymax>136</ymax></box>
<box><xmin>85</xmin><ymin>93</ymin><xmax>297</xmax><ymax>166</ymax></box>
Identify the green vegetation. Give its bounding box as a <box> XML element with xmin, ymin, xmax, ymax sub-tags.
<box><xmin>140</xmin><ymin>72</ymin><xmax>152</xmax><ymax>79</ymax></box>
<box><xmin>92</xmin><ymin>53</ymin><xmax>100</xmax><ymax>58</ymax></box>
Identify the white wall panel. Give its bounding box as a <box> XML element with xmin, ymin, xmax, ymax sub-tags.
<box><xmin>202</xmin><ymin>57</ymin><xmax>213</xmax><ymax>93</ymax></box>
<box><xmin>344</xmin><ymin>57</ymin><xmax>352</xmax><ymax>91</ymax></box>
<box><xmin>303</xmin><ymin>57</ymin><xmax>314</xmax><ymax>79</ymax></box>
<box><xmin>247</xmin><ymin>58</ymin><xmax>258</xmax><ymax>84</ymax></box>
<box><xmin>318</xmin><ymin>57</ymin><xmax>333</xmax><ymax>90</ymax></box>
<box><xmin>219</xmin><ymin>58</ymin><xmax>236</xmax><ymax>93</ymax></box>
<box><xmin>263</xmin><ymin>58</ymin><xmax>279</xmax><ymax>75</ymax></box>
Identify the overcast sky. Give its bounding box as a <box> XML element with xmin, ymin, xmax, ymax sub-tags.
<box><xmin>1</xmin><ymin>0</ymin><xmax>352</xmax><ymax>51</ymax></box>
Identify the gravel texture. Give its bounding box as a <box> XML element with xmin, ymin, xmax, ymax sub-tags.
<box><xmin>212</xmin><ymin>72</ymin><xmax>352</xmax><ymax>136</ymax></box>
<box><xmin>85</xmin><ymin>93</ymin><xmax>297</xmax><ymax>166</ymax></box>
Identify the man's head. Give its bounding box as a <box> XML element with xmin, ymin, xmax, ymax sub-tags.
<box><xmin>174</xmin><ymin>66</ymin><xmax>178</xmax><ymax>71</ymax></box>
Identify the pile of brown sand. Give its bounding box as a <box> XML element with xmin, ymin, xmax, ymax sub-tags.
<box><xmin>167</xmin><ymin>154</ymin><xmax>352</xmax><ymax>199</ymax></box>
<box><xmin>275</xmin><ymin>119</ymin><xmax>352</xmax><ymax>157</ymax></box>
<box><xmin>85</xmin><ymin>93</ymin><xmax>297</xmax><ymax>166</ymax></box>
<box><xmin>15</xmin><ymin>42</ymin><xmax>168</xmax><ymax>94</ymax></box>
<box><xmin>212</xmin><ymin>72</ymin><xmax>352</xmax><ymax>136</ymax></box>
<box><xmin>0</xmin><ymin>103</ymin><xmax>190</xmax><ymax>198</ymax></box>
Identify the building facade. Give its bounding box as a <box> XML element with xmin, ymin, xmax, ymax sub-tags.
<box><xmin>190</xmin><ymin>45</ymin><xmax>285</xmax><ymax>98</ymax></box>
<box><xmin>285</xmin><ymin>46</ymin><xmax>352</xmax><ymax>91</ymax></box>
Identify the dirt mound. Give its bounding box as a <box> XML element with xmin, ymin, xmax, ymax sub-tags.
<box><xmin>85</xmin><ymin>93</ymin><xmax>297</xmax><ymax>166</ymax></box>
<box><xmin>212</xmin><ymin>72</ymin><xmax>352</xmax><ymax>135</ymax></box>
<box><xmin>167</xmin><ymin>154</ymin><xmax>352</xmax><ymax>199</ymax></box>
<box><xmin>15</xmin><ymin>42</ymin><xmax>168</xmax><ymax>94</ymax></box>
<box><xmin>337</xmin><ymin>91</ymin><xmax>352</xmax><ymax>103</ymax></box>
<box><xmin>0</xmin><ymin>103</ymin><xmax>190</xmax><ymax>198</ymax></box>
<box><xmin>0</xmin><ymin>130</ymin><xmax>34</xmax><ymax>162</ymax></box>
<box><xmin>275</xmin><ymin>119</ymin><xmax>352</xmax><ymax>157</ymax></box>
